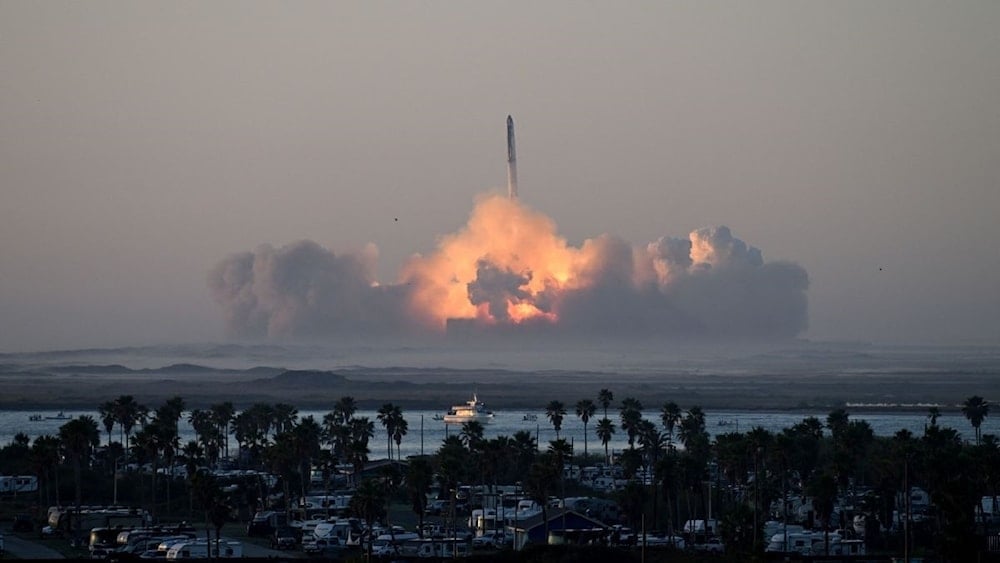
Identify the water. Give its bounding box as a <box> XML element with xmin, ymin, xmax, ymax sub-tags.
<box><xmin>3</xmin><ymin>409</ymin><xmax>996</xmax><ymax>460</ymax></box>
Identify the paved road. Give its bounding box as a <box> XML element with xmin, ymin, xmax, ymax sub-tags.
<box><xmin>2</xmin><ymin>534</ymin><xmax>65</xmax><ymax>559</ymax></box>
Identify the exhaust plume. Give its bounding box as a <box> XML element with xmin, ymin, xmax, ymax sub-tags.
<box><xmin>209</xmin><ymin>194</ymin><xmax>808</xmax><ymax>340</ymax></box>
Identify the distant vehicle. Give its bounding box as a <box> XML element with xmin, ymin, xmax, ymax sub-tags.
<box><xmin>48</xmin><ymin>506</ymin><xmax>150</xmax><ymax>536</ymax></box>
<box><xmin>246</xmin><ymin>511</ymin><xmax>286</xmax><ymax>536</ymax></box>
<box><xmin>414</xmin><ymin>539</ymin><xmax>471</xmax><ymax>558</ymax></box>
<box><xmin>643</xmin><ymin>534</ymin><xmax>685</xmax><ymax>549</ymax></box>
<box><xmin>270</xmin><ymin>526</ymin><xmax>297</xmax><ymax>550</ymax></box>
<box><xmin>693</xmin><ymin>537</ymin><xmax>725</xmax><ymax>553</ymax></box>
<box><xmin>165</xmin><ymin>540</ymin><xmax>242</xmax><ymax>559</ymax></box>
<box><xmin>471</xmin><ymin>531</ymin><xmax>503</xmax><ymax>549</ymax></box>
<box><xmin>425</xmin><ymin>499</ymin><xmax>451</xmax><ymax>516</ymax></box>
<box><xmin>0</xmin><ymin>475</ymin><xmax>38</xmax><ymax>494</ymax></box>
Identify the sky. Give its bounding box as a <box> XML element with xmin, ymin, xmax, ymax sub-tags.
<box><xmin>1</xmin><ymin>2</ymin><xmax>998</xmax><ymax>350</ymax></box>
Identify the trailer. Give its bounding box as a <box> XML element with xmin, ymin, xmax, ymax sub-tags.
<box><xmin>0</xmin><ymin>475</ymin><xmax>38</xmax><ymax>494</ymax></box>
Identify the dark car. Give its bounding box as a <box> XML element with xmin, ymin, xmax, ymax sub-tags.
<box><xmin>270</xmin><ymin>526</ymin><xmax>297</xmax><ymax>550</ymax></box>
<box><xmin>12</xmin><ymin>514</ymin><xmax>34</xmax><ymax>533</ymax></box>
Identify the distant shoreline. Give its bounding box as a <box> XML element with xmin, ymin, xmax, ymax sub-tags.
<box><xmin>1</xmin><ymin>341</ymin><xmax>997</xmax><ymax>411</ymax></box>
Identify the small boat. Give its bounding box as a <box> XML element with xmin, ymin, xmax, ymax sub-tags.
<box><xmin>28</xmin><ymin>414</ymin><xmax>43</xmax><ymax>422</ymax></box>
<box><xmin>442</xmin><ymin>393</ymin><xmax>495</xmax><ymax>424</ymax></box>
<box><xmin>432</xmin><ymin>414</ymin><xmax>445</xmax><ymax>421</ymax></box>
<box><xmin>522</xmin><ymin>413</ymin><xmax>538</xmax><ymax>422</ymax></box>
<box><xmin>45</xmin><ymin>411</ymin><xmax>70</xmax><ymax>420</ymax></box>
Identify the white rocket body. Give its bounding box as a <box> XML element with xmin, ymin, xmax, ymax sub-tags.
<box><xmin>506</xmin><ymin>115</ymin><xmax>518</xmax><ymax>200</ymax></box>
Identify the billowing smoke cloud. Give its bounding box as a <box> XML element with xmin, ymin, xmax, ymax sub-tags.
<box><xmin>209</xmin><ymin>194</ymin><xmax>808</xmax><ymax>339</ymax></box>
<box><xmin>208</xmin><ymin>240</ymin><xmax>415</xmax><ymax>338</ymax></box>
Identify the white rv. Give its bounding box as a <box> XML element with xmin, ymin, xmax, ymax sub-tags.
<box><xmin>165</xmin><ymin>539</ymin><xmax>243</xmax><ymax>559</ymax></box>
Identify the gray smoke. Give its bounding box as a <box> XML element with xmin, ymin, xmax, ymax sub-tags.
<box><xmin>209</xmin><ymin>226</ymin><xmax>808</xmax><ymax>340</ymax></box>
<box><xmin>207</xmin><ymin>240</ymin><xmax>415</xmax><ymax>338</ymax></box>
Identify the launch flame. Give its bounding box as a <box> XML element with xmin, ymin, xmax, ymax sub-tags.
<box><xmin>209</xmin><ymin>193</ymin><xmax>809</xmax><ymax>339</ymax></box>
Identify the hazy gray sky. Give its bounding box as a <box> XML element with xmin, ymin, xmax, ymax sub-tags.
<box><xmin>2</xmin><ymin>2</ymin><xmax>998</xmax><ymax>350</ymax></box>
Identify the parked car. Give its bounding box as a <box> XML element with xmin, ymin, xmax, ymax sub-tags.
<box><xmin>425</xmin><ymin>499</ymin><xmax>451</xmax><ymax>516</ymax></box>
<box><xmin>471</xmin><ymin>531</ymin><xmax>501</xmax><ymax>549</ymax></box>
<box><xmin>270</xmin><ymin>526</ymin><xmax>297</xmax><ymax>550</ymax></box>
<box><xmin>694</xmin><ymin>537</ymin><xmax>725</xmax><ymax>554</ymax></box>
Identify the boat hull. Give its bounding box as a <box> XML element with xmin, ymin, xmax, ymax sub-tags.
<box><xmin>443</xmin><ymin>414</ymin><xmax>494</xmax><ymax>425</ymax></box>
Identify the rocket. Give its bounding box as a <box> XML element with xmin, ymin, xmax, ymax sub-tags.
<box><xmin>506</xmin><ymin>115</ymin><xmax>518</xmax><ymax>200</ymax></box>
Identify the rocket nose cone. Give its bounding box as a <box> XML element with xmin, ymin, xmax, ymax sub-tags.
<box><xmin>507</xmin><ymin>115</ymin><xmax>513</xmax><ymax>124</ymax></box>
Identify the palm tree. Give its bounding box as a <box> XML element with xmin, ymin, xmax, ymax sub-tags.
<box><xmin>393</xmin><ymin>415</ymin><xmax>409</xmax><ymax>461</ymax></box>
<box><xmin>575</xmin><ymin>399</ymin><xmax>597</xmax><ymax>457</ymax></box>
<box><xmin>98</xmin><ymin>400</ymin><xmax>117</xmax><ymax>446</ymax></box>
<box><xmin>596</xmin><ymin>417</ymin><xmax>616</xmax><ymax>464</ymax></box>
<box><xmin>660</xmin><ymin>401</ymin><xmax>682</xmax><ymax>444</ymax></box>
<box><xmin>598</xmin><ymin>389</ymin><xmax>614</xmax><ymax>419</ymax></box>
<box><xmin>926</xmin><ymin>406</ymin><xmax>941</xmax><ymax>429</ymax></box>
<box><xmin>263</xmin><ymin>432</ymin><xmax>299</xmax><ymax>520</ymax></box>
<box><xmin>31</xmin><ymin>435</ymin><xmax>61</xmax><ymax>507</ymax></box>
<box><xmin>346</xmin><ymin>439</ymin><xmax>370</xmax><ymax>486</ymax></box>
<box><xmin>350</xmin><ymin>416</ymin><xmax>375</xmax><ymax>448</ymax></box>
<box><xmin>334</xmin><ymin>396</ymin><xmax>358</xmax><ymax>425</ymax></box>
<box><xmin>545</xmin><ymin>400</ymin><xmax>567</xmax><ymax>439</ymax></box>
<box><xmin>191</xmin><ymin>409</ymin><xmax>221</xmax><ymax>463</ymax></box>
<box><xmin>113</xmin><ymin>395</ymin><xmax>146</xmax><ymax>462</ymax></box>
<box><xmin>406</xmin><ymin>457</ymin><xmax>434</xmax><ymax>536</ymax></box>
<box><xmin>323</xmin><ymin>414</ymin><xmax>352</xmax><ymax>462</ymax></box>
<box><xmin>59</xmin><ymin>416</ymin><xmax>100</xmax><ymax>539</ymax></box>
<box><xmin>460</xmin><ymin>420</ymin><xmax>485</xmax><ymax>451</ymax></box>
<box><xmin>209</xmin><ymin>402</ymin><xmax>235</xmax><ymax>460</ymax></box>
<box><xmin>156</xmin><ymin>398</ymin><xmax>185</xmax><ymax>515</ymax></box>
<box><xmin>962</xmin><ymin>395</ymin><xmax>991</xmax><ymax>446</ymax></box>
<box><xmin>350</xmin><ymin>478</ymin><xmax>386</xmax><ymax>557</ymax></box>
<box><xmin>524</xmin><ymin>453</ymin><xmax>561</xmax><ymax>542</ymax></box>
<box><xmin>826</xmin><ymin>408</ymin><xmax>850</xmax><ymax>441</ymax></box>
<box><xmin>191</xmin><ymin>469</ymin><xmax>231</xmax><ymax>557</ymax></box>
<box><xmin>620</xmin><ymin>399</ymin><xmax>643</xmax><ymax>449</ymax></box>
<box><xmin>272</xmin><ymin>403</ymin><xmax>299</xmax><ymax>436</ymax></box>
<box><xmin>293</xmin><ymin>416</ymin><xmax>323</xmax><ymax>499</ymax></box>
<box><xmin>807</xmin><ymin>471</ymin><xmax>839</xmax><ymax>555</ymax></box>
<box><xmin>377</xmin><ymin>403</ymin><xmax>398</xmax><ymax>460</ymax></box>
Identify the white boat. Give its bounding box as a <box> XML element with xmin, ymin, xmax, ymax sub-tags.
<box><xmin>443</xmin><ymin>393</ymin><xmax>495</xmax><ymax>424</ymax></box>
